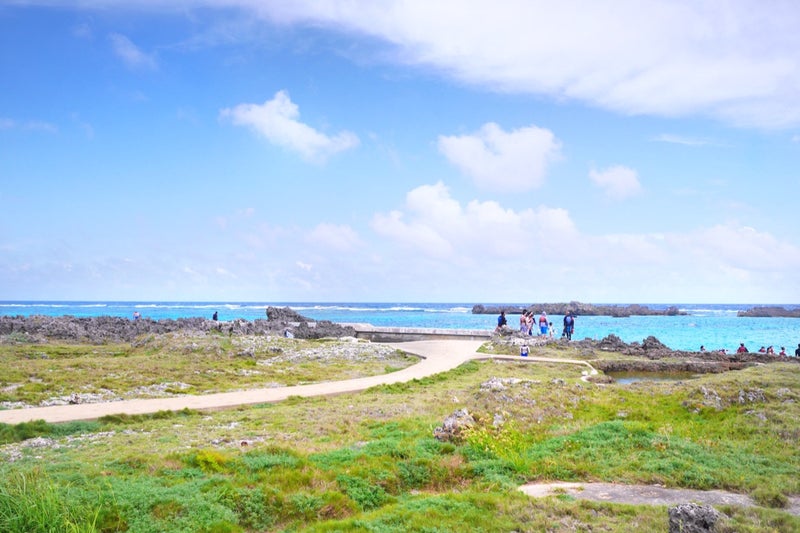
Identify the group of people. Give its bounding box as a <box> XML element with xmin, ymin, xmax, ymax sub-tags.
<box><xmin>734</xmin><ymin>343</ymin><xmax>800</xmax><ymax>357</ymax></box>
<box><xmin>495</xmin><ymin>310</ymin><xmax>576</xmax><ymax>340</ymax></box>
<box><xmin>702</xmin><ymin>343</ymin><xmax>800</xmax><ymax>357</ymax></box>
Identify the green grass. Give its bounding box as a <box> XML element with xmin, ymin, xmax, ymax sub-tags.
<box><xmin>0</xmin><ymin>469</ymin><xmax>104</xmax><ymax>533</ymax></box>
<box><xmin>1</xmin><ymin>338</ymin><xmax>799</xmax><ymax>531</ymax></box>
<box><xmin>0</xmin><ymin>419</ymin><xmax>101</xmax><ymax>445</ymax></box>
<box><xmin>0</xmin><ymin>335</ymin><xmax>417</xmax><ymax>405</ymax></box>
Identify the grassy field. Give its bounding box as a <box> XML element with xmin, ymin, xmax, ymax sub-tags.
<box><xmin>1</xmin><ymin>334</ymin><xmax>799</xmax><ymax>532</ymax></box>
<box><xmin>0</xmin><ymin>332</ymin><xmax>416</xmax><ymax>407</ymax></box>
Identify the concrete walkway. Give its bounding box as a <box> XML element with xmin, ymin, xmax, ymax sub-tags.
<box><xmin>0</xmin><ymin>340</ymin><xmax>596</xmax><ymax>424</ymax></box>
<box><xmin>519</xmin><ymin>481</ymin><xmax>800</xmax><ymax>516</ymax></box>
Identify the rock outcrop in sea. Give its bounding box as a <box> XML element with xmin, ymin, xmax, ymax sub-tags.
<box><xmin>736</xmin><ymin>306</ymin><xmax>800</xmax><ymax>318</ymax></box>
<box><xmin>472</xmin><ymin>302</ymin><xmax>684</xmax><ymax>317</ymax></box>
<box><xmin>0</xmin><ymin>307</ymin><xmax>356</xmax><ymax>344</ymax></box>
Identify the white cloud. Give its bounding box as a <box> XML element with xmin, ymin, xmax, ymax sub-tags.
<box><xmin>307</xmin><ymin>223</ymin><xmax>362</xmax><ymax>251</ymax></box>
<box><xmin>371</xmin><ymin>181</ymin><xmax>577</xmax><ymax>258</ymax></box>
<box><xmin>251</xmin><ymin>0</ymin><xmax>800</xmax><ymax>129</ymax></box>
<box><xmin>368</xmin><ymin>184</ymin><xmax>800</xmax><ymax>301</ymax></box>
<box><xmin>652</xmin><ymin>134</ymin><xmax>721</xmax><ymax>147</ymax></box>
<box><xmin>220</xmin><ymin>90</ymin><xmax>359</xmax><ymax>162</ymax></box>
<box><xmin>579</xmin><ymin>223</ymin><xmax>800</xmax><ymax>301</ymax></box>
<box><xmin>589</xmin><ymin>165</ymin><xmax>642</xmax><ymax>200</ymax></box>
<box><xmin>438</xmin><ymin>122</ymin><xmax>561</xmax><ymax>191</ymax></box>
<box><xmin>296</xmin><ymin>261</ymin><xmax>313</xmax><ymax>272</ymax></box>
<box><xmin>24</xmin><ymin>2</ymin><xmax>800</xmax><ymax>128</ymax></box>
<box><xmin>109</xmin><ymin>33</ymin><xmax>157</xmax><ymax>70</ymax></box>
<box><xmin>0</xmin><ymin>118</ymin><xmax>57</xmax><ymax>133</ymax></box>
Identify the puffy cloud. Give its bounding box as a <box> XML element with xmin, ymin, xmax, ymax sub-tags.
<box><xmin>676</xmin><ymin>224</ymin><xmax>800</xmax><ymax>272</ymax></box>
<box><xmin>589</xmin><ymin>165</ymin><xmax>642</xmax><ymax>200</ymax></box>
<box><xmin>438</xmin><ymin>122</ymin><xmax>561</xmax><ymax>191</ymax></box>
<box><xmin>366</xmin><ymin>182</ymin><xmax>800</xmax><ymax>301</ymax></box>
<box><xmin>371</xmin><ymin>181</ymin><xmax>577</xmax><ymax>259</ymax></box>
<box><xmin>109</xmin><ymin>33</ymin><xmax>157</xmax><ymax>70</ymax></box>
<box><xmin>579</xmin><ymin>223</ymin><xmax>800</xmax><ymax>301</ymax></box>
<box><xmin>220</xmin><ymin>90</ymin><xmax>359</xmax><ymax>162</ymax></box>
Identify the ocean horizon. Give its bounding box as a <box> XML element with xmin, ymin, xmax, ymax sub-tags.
<box><xmin>2</xmin><ymin>300</ymin><xmax>799</xmax><ymax>354</ymax></box>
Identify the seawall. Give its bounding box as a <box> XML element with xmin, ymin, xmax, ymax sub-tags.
<box><xmin>347</xmin><ymin>324</ymin><xmax>492</xmax><ymax>342</ymax></box>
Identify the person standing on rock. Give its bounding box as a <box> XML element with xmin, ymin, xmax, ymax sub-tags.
<box><xmin>496</xmin><ymin>311</ymin><xmax>507</xmax><ymax>331</ymax></box>
<box><xmin>795</xmin><ymin>343</ymin><xmax>800</xmax><ymax>357</ymax></box>
<box><xmin>563</xmin><ymin>311</ymin><xmax>575</xmax><ymax>340</ymax></box>
<box><xmin>519</xmin><ymin>311</ymin><xmax>529</xmax><ymax>334</ymax></box>
<box><xmin>538</xmin><ymin>312</ymin><xmax>548</xmax><ymax>336</ymax></box>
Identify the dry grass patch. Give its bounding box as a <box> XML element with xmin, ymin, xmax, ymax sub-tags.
<box><xmin>0</xmin><ymin>334</ymin><xmax>417</xmax><ymax>407</ymax></box>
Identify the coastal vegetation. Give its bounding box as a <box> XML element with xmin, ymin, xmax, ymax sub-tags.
<box><xmin>1</xmin><ymin>331</ymin><xmax>799</xmax><ymax>532</ymax></box>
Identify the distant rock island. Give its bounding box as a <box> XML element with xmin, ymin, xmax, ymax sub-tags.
<box><xmin>472</xmin><ymin>302</ymin><xmax>685</xmax><ymax>317</ymax></box>
<box><xmin>736</xmin><ymin>306</ymin><xmax>800</xmax><ymax>318</ymax></box>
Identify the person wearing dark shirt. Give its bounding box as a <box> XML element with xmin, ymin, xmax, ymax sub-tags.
<box><xmin>563</xmin><ymin>311</ymin><xmax>575</xmax><ymax>340</ymax></box>
<box><xmin>496</xmin><ymin>311</ymin><xmax>507</xmax><ymax>331</ymax></box>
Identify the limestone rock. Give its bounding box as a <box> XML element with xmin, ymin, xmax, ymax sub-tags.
<box><xmin>668</xmin><ymin>503</ymin><xmax>725</xmax><ymax>533</ymax></box>
<box><xmin>433</xmin><ymin>408</ymin><xmax>475</xmax><ymax>442</ymax></box>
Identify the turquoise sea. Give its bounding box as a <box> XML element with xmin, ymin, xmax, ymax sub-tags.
<box><xmin>1</xmin><ymin>301</ymin><xmax>799</xmax><ymax>354</ymax></box>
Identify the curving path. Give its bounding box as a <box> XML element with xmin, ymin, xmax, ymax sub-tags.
<box><xmin>0</xmin><ymin>340</ymin><xmax>479</xmax><ymax>424</ymax></box>
<box><xmin>3</xmin><ymin>341</ymin><xmax>794</xmax><ymax>516</ymax></box>
<box><xmin>0</xmin><ymin>340</ymin><xmax>595</xmax><ymax>425</ymax></box>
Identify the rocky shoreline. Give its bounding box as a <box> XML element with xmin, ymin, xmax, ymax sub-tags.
<box><xmin>0</xmin><ymin>306</ymin><xmax>355</xmax><ymax>344</ymax></box>
<box><xmin>490</xmin><ymin>330</ymin><xmax>799</xmax><ymax>374</ymax></box>
<box><xmin>473</xmin><ymin>302</ymin><xmax>684</xmax><ymax>317</ymax></box>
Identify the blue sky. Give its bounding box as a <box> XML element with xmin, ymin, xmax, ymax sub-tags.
<box><xmin>2</xmin><ymin>1</ymin><xmax>800</xmax><ymax>303</ymax></box>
